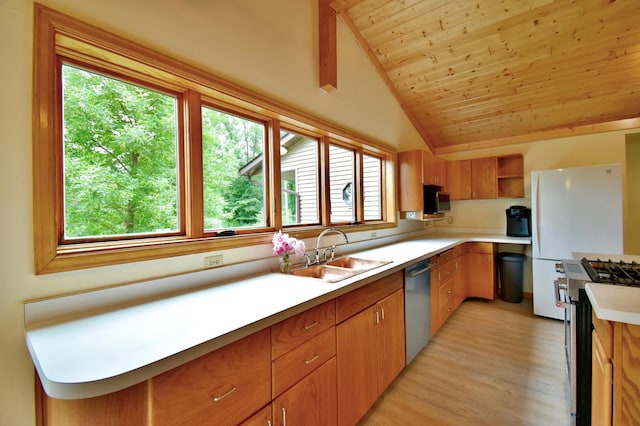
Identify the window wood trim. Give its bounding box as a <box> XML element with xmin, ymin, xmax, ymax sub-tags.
<box><xmin>32</xmin><ymin>3</ymin><xmax>397</xmax><ymax>274</ymax></box>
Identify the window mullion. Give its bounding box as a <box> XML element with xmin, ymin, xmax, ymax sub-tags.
<box><xmin>185</xmin><ymin>90</ymin><xmax>204</xmax><ymax>238</ymax></box>
<box><xmin>319</xmin><ymin>136</ymin><xmax>331</xmax><ymax>225</ymax></box>
<box><xmin>269</xmin><ymin>120</ymin><xmax>282</xmax><ymax>230</ymax></box>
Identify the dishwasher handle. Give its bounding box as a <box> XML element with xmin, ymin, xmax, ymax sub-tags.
<box><xmin>405</xmin><ymin>262</ymin><xmax>434</xmax><ymax>278</ymax></box>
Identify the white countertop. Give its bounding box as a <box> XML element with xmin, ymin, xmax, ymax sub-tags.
<box><xmin>587</xmin><ymin>282</ymin><xmax>640</xmax><ymax>326</ymax></box>
<box><xmin>25</xmin><ymin>232</ymin><xmax>530</xmax><ymax>399</ymax></box>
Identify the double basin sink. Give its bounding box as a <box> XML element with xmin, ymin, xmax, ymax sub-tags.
<box><xmin>289</xmin><ymin>257</ymin><xmax>392</xmax><ymax>283</ymax></box>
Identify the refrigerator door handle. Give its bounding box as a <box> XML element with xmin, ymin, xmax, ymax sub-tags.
<box><xmin>532</xmin><ymin>172</ymin><xmax>541</xmax><ymax>258</ymax></box>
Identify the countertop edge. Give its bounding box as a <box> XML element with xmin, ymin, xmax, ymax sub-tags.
<box><xmin>586</xmin><ymin>283</ymin><xmax>640</xmax><ymax>326</ymax></box>
<box><xmin>26</xmin><ymin>232</ymin><xmax>531</xmax><ymax>399</ymax></box>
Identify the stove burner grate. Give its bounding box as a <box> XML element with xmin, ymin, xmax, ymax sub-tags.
<box><xmin>582</xmin><ymin>258</ymin><xmax>640</xmax><ymax>286</ymax></box>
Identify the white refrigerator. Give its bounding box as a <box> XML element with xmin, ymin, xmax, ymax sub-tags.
<box><xmin>531</xmin><ymin>164</ymin><xmax>623</xmax><ymax>320</ymax></box>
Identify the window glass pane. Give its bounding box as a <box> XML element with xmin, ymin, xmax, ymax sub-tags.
<box><xmin>280</xmin><ymin>131</ymin><xmax>319</xmax><ymax>226</ymax></box>
<box><xmin>329</xmin><ymin>144</ymin><xmax>355</xmax><ymax>223</ymax></box>
<box><xmin>62</xmin><ymin>65</ymin><xmax>179</xmax><ymax>239</ymax></box>
<box><xmin>202</xmin><ymin>106</ymin><xmax>266</xmax><ymax>230</ymax></box>
<box><xmin>363</xmin><ymin>154</ymin><xmax>382</xmax><ymax>220</ymax></box>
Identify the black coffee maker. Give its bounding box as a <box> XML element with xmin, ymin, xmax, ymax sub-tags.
<box><xmin>506</xmin><ymin>205</ymin><xmax>531</xmax><ymax>237</ymax></box>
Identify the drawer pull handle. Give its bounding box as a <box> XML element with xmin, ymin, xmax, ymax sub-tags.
<box><xmin>305</xmin><ymin>353</ymin><xmax>319</xmax><ymax>364</ymax></box>
<box><xmin>211</xmin><ymin>385</ymin><xmax>236</xmax><ymax>402</ymax></box>
<box><xmin>303</xmin><ymin>321</ymin><xmax>319</xmax><ymax>331</ymax></box>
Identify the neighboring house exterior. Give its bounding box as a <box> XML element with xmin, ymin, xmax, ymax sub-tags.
<box><xmin>241</xmin><ymin>133</ymin><xmax>381</xmax><ymax>225</ymax></box>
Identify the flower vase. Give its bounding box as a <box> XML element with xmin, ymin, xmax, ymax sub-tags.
<box><xmin>280</xmin><ymin>253</ymin><xmax>291</xmax><ymax>273</ymax></box>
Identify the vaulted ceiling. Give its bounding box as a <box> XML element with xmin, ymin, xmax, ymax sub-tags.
<box><xmin>331</xmin><ymin>0</ymin><xmax>640</xmax><ymax>154</ymax></box>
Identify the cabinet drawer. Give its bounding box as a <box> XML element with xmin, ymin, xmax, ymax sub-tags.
<box><xmin>151</xmin><ymin>328</ymin><xmax>271</xmax><ymax>426</ymax></box>
<box><xmin>272</xmin><ymin>327</ymin><xmax>336</xmax><ymax>397</ymax></box>
<box><xmin>439</xmin><ymin>246</ymin><xmax>463</xmax><ymax>263</ymax></box>
<box><xmin>438</xmin><ymin>260</ymin><xmax>456</xmax><ymax>285</ymax></box>
<box><xmin>336</xmin><ymin>271</ymin><xmax>403</xmax><ymax>323</ymax></box>
<box><xmin>439</xmin><ymin>281</ymin><xmax>454</xmax><ymax>306</ymax></box>
<box><xmin>272</xmin><ymin>300</ymin><xmax>335</xmax><ymax>359</ymax></box>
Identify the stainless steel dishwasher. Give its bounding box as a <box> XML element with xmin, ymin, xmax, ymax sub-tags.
<box><xmin>404</xmin><ymin>258</ymin><xmax>434</xmax><ymax>365</ymax></box>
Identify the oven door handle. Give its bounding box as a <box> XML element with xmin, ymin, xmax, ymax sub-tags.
<box><xmin>554</xmin><ymin>279</ymin><xmax>570</xmax><ymax>309</ymax></box>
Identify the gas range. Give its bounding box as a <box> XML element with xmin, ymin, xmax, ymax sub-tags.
<box><xmin>560</xmin><ymin>257</ymin><xmax>640</xmax><ymax>301</ymax></box>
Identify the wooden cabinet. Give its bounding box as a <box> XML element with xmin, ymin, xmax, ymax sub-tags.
<box><xmin>431</xmin><ymin>246</ymin><xmax>465</xmax><ymax>334</ymax></box>
<box><xmin>497</xmin><ymin>154</ymin><xmax>524</xmax><ymax>198</ymax></box>
<box><xmin>465</xmin><ymin>242</ymin><xmax>496</xmax><ymax>300</ymax></box>
<box><xmin>592</xmin><ymin>313</ymin><xmax>615</xmax><ymax>426</ymax></box>
<box><xmin>271</xmin><ymin>299</ymin><xmax>337</xmax><ymax>425</ymax></box>
<box><xmin>272</xmin><ymin>357</ymin><xmax>337</xmax><ymax>426</ymax></box>
<box><xmin>591</xmin><ymin>312</ymin><xmax>640</xmax><ymax>426</ymax></box>
<box><xmin>446</xmin><ymin>159</ymin><xmax>471</xmax><ymax>200</ymax></box>
<box><xmin>336</xmin><ymin>272</ymin><xmax>405</xmax><ymax>426</ymax></box>
<box><xmin>422</xmin><ymin>150</ymin><xmax>447</xmax><ymax>186</ymax></box>
<box><xmin>152</xmin><ymin>328</ymin><xmax>271</xmax><ymax>426</ymax></box>
<box><xmin>37</xmin><ymin>380</ymin><xmax>148</xmax><ymax>426</ymax></box>
<box><xmin>240</xmin><ymin>404</ymin><xmax>272</xmax><ymax>426</ymax></box>
<box><xmin>397</xmin><ymin>150</ymin><xmax>447</xmax><ymax>214</ymax></box>
<box><xmin>445</xmin><ymin>155</ymin><xmax>523</xmax><ymax>200</ymax></box>
<box><xmin>471</xmin><ymin>157</ymin><xmax>497</xmax><ymax>199</ymax></box>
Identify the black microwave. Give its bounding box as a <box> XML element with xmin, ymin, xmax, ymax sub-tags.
<box><xmin>423</xmin><ymin>185</ymin><xmax>450</xmax><ymax>214</ymax></box>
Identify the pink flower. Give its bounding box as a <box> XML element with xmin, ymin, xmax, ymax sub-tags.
<box><xmin>272</xmin><ymin>230</ymin><xmax>305</xmax><ymax>257</ymax></box>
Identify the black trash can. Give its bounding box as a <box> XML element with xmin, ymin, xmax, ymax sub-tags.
<box><xmin>498</xmin><ymin>253</ymin><xmax>527</xmax><ymax>303</ymax></box>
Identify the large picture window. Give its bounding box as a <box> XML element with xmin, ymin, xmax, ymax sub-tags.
<box><xmin>32</xmin><ymin>4</ymin><xmax>395</xmax><ymax>273</ymax></box>
<box><xmin>62</xmin><ymin>64</ymin><xmax>180</xmax><ymax>240</ymax></box>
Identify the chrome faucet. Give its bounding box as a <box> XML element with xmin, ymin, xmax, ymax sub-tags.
<box><xmin>314</xmin><ymin>227</ymin><xmax>348</xmax><ymax>264</ymax></box>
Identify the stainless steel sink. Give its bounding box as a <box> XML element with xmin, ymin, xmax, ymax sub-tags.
<box><xmin>290</xmin><ymin>257</ymin><xmax>392</xmax><ymax>282</ymax></box>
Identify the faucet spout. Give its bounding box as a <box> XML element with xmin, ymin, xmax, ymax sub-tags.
<box><xmin>315</xmin><ymin>227</ymin><xmax>348</xmax><ymax>263</ymax></box>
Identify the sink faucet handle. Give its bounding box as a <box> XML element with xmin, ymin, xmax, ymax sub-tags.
<box><xmin>329</xmin><ymin>245</ymin><xmax>336</xmax><ymax>261</ymax></box>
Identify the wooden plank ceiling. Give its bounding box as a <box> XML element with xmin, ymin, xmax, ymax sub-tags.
<box><xmin>331</xmin><ymin>0</ymin><xmax>640</xmax><ymax>153</ymax></box>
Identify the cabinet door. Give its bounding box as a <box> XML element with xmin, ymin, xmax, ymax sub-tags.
<box><xmin>273</xmin><ymin>357</ymin><xmax>337</xmax><ymax>426</ymax></box>
<box><xmin>592</xmin><ymin>330</ymin><xmax>612</xmax><ymax>426</ymax></box>
<box><xmin>465</xmin><ymin>252</ymin><xmax>496</xmax><ymax>300</ymax></box>
<box><xmin>397</xmin><ymin>150</ymin><xmax>423</xmax><ymax>212</ymax></box>
<box><xmin>446</xmin><ymin>159</ymin><xmax>471</xmax><ymax>200</ymax></box>
<box><xmin>422</xmin><ymin>151</ymin><xmax>447</xmax><ymax>186</ymax></box>
<box><xmin>430</xmin><ymin>265</ymin><xmax>442</xmax><ymax>335</ymax></box>
<box><xmin>376</xmin><ymin>289</ymin><xmax>405</xmax><ymax>393</ymax></box>
<box><xmin>615</xmin><ymin>323</ymin><xmax>640</xmax><ymax>425</ymax></box>
<box><xmin>452</xmin><ymin>257</ymin><xmax>466</xmax><ymax>308</ymax></box>
<box><xmin>337</xmin><ymin>307</ymin><xmax>378</xmax><ymax>426</ymax></box>
<box><xmin>241</xmin><ymin>404</ymin><xmax>272</xmax><ymax>426</ymax></box>
<box><xmin>152</xmin><ymin>329</ymin><xmax>271</xmax><ymax>426</ymax></box>
<box><xmin>39</xmin><ymin>381</ymin><xmax>148</xmax><ymax>426</ymax></box>
<box><xmin>471</xmin><ymin>157</ymin><xmax>497</xmax><ymax>199</ymax></box>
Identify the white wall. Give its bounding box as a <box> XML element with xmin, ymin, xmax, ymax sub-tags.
<box><xmin>1</xmin><ymin>0</ymin><xmax>638</xmax><ymax>424</ymax></box>
<box><xmin>1</xmin><ymin>1</ymin><xmax>425</xmax><ymax>424</ymax></box>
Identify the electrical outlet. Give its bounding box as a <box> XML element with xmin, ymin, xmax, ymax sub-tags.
<box><xmin>370</xmin><ymin>231</ymin><xmax>377</xmax><ymax>239</ymax></box>
<box><xmin>204</xmin><ymin>254</ymin><xmax>223</xmax><ymax>268</ymax></box>
<box><xmin>447</xmin><ymin>215</ymin><xmax>454</xmax><ymax>224</ymax></box>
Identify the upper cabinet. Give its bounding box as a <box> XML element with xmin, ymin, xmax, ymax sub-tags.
<box><xmin>398</xmin><ymin>150</ymin><xmax>448</xmax><ymax>216</ymax></box>
<box><xmin>398</xmin><ymin>150</ymin><xmax>524</xmax><ymax>217</ymax></box>
<box><xmin>497</xmin><ymin>154</ymin><xmax>525</xmax><ymax>198</ymax></box>
<box><xmin>422</xmin><ymin>151</ymin><xmax>447</xmax><ymax>186</ymax></box>
<box><xmin>471</xmin><ymin>157</ymin><xmax>498</xmax><ymax>199</ymax></box>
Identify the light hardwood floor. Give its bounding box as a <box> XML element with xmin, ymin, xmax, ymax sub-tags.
<box><xmin>360</xmin><ymin>298</ymin><xmax>571</xmax><ymax>426</ymax></box>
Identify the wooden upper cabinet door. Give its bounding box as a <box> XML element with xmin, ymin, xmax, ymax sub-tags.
<box><xmin>422</xmin><ymin>151</ymin><xmax>447</xmax><ymax>186</ymax></box>
<box><xmin>446</xmin><ymin>160</ymin><xmax>471</xmax><ymax>200</ymax></box>
<box><xmin>151</xmin><ymin>328</ymin><xmax>271</xmax><ymax>426</ymax></box>
<box><xmin>397</xmin><ymin>150</ymin><xmax>423</xmax><ymax>212</ymax></box>
<box><xmin>471</xmin><ymin>157</ymin><xmax>497</xmax><ymax>199</ymax></box>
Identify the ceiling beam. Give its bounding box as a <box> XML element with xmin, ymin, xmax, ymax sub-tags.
<box><xmin>319</xmin><ymin>0</ymin><xmax>337</xmax><ymax>91</ymax></box>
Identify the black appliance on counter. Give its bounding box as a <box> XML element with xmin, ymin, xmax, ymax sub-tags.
<box><xmin>556</xmin><ymin>258</ymin><xmax>640</xmax><ymax>425</ymax></box>
<box><xmin>505</xmin><ymin>205</ymin><xmax>531</xmax><ymax>237</ymax></box>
